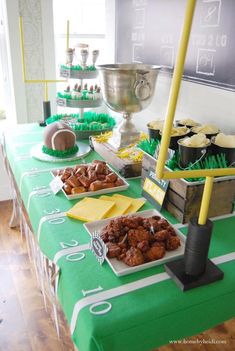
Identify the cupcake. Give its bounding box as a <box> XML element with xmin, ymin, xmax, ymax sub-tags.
<box><xmin>82</xmin><ymin>83</ymin><xmax>88</xmax><ymax>99</ymax></box>
<box><xmin>64</xmin><ymin>85</ymin><xmax>71</xmax><ymax>99</ymax></box>
<box><xmin>87</xmin><ymin>85</ymin><xmax>94</xmax><ymax>100</ymax></box>
<box><xmin>72</xmin><ymin>84</ymin><xmax>82</xmax><ymax>99</ymax></box>
<box><xmin>93</xmin><ymin>86</ymin><xmax>102</xmax><ymax>100</ymax></box>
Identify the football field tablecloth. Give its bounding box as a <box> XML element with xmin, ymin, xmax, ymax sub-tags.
<box><xmin>3</xmin><ymin>124</ymin><xmax>235</xmax><ymax>351</ymax></box>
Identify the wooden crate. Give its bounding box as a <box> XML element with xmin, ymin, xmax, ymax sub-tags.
<box><xmin>142</xmin><ymin>152</ymin><xmax>235</xmax><ymax>223</ymax></box>
<box><xmin>90</xmin><ymin>138</ymin><xmax>142</xmax><ymax>178</ymax></box>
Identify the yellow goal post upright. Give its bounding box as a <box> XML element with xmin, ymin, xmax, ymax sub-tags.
<box><xmin>155</xmin><ymin>0</ymin><xmax>234</xmax><ymax>290</ymax></box>
<box><xmin>19</xmin><ymin>16</ymin><xmax>67</xmax><ymax>125</ymax></box>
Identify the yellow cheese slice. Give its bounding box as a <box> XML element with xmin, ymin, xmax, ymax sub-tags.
<box><xmin>100</xmin><ymin>195</ymin><xmax>132</xmax><ymax>218</ymax></box>
<box><xmin>112</xmin><ymin>194</ymin><xmax>146</xmax><ymax>214</ymax></box>
<box><xmin>66</xmin><ymin>197</ymin><xmax>115</xmax><ymax>222</ymax></box>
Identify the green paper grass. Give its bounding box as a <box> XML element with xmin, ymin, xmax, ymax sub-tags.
<box><xmin>42</xmin><ymin>144</ymin><xmax>79</xmax><ymax>158</ymax></box>
<box><xmin>137</xmin><ymin>139</ymin><xmax>159</xmax><ymax>156</ymax></box>
<box><xmin>60</xmin><ymin>64</ymin><xmax>96</xmax><ymax>71</ymax></box>
<box><xmin>139</xmin><ymin>140</ymin><xmax>232</xmax><ymax>182</ymax></box>
<box><xmin>166</xmin><ymin>153</ymin><xmax>230</xmax><ymax>182</ymax></box>
<box><xmin>46</xmin><ymin>112</ymin><xmax>116</xmax><ymax>132</ymax></box>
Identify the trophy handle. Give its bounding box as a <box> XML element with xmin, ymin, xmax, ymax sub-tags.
<box><xmin>134</xmin><ymin>73</ymin><xmax>151</xmax><ymax>101</ymax></box>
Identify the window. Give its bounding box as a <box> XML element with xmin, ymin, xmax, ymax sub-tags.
<box><xmin>53</xmin><ymin>0</ymin><xmax>107</xmax><ymax>72</ymax></box>
<box><xmin>53</xmin><ymin>0</ymin><xmax>113</xmax><ymax>114</ymax></box>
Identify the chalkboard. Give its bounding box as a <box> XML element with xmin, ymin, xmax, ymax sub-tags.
<box><xmin>116</xmin><ymin>0</ymin><xmax>235</xmax><ymax>91</ymax></box>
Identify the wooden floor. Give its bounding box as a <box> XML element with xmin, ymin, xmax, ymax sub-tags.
<box><xmin>0</xmin><ymin>201</ymin><xmax>74</xmax><ymax>351</ymax></box>
<box><xmin>0</xmin><ymin>200</ymin><xmax>235</xmax><ymax>351</ymax></box>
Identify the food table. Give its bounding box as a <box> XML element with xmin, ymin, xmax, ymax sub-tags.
<box><xmin>2</xmin><ymin>123</ymin><xmax>235</xmax><ymax>351</ymax></box>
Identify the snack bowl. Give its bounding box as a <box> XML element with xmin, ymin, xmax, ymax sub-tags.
<box><xmin>178</xmin><ymin>137</ymin><xmax>211</xmax><ymax>168</ymax></box>
<box><xmin>211</xmin><ymin>137</ymin><xmax>235</xmax><ymax>167</ymax></box>
<box><xmin>147</xmin><ymin>120</ymin><xmax>165</xmax><ymax>141</ymax></box>
<box><xmin>176</xmin><ymin>118</ymin><xmax>201</xmax><ymax>129</ymax></box>
<box><xmin>191</xmin><ymin>125</ymin><xmax>220</xmax><ymax>140</ymax></box>
<box><xmin>160</xmin><ymin>127</ymin><xmax>191</xmax><ymax>150</ymax></box>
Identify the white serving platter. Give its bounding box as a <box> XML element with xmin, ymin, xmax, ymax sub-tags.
<box><xmin>84</xmin><ymin>209</ymin><xmax>186</xmax><ymax>276</ymax></box>
<box><xmin>51</xmin><ymin>164</ymin><xmax>129</xmax><ymax>200</ymax></box>
<box><xmin>31</xmin><ymin>142</ymin><xmax>91</xmax><ymax>163</ymax></box>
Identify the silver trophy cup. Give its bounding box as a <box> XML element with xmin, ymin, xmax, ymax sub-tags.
<box><xmin>97</xmin><ymin>64</ymin><xmax>161</xmax><ymax>149</ymax></box>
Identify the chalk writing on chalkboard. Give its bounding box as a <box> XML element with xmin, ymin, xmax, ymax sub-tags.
<box><xmin>201</xmin><ymin>0</ymin><xmax>221</xmax><ymax>27</ymax></box>
<box><xmin>116</xmin><ymin>0</ymin><xmax>235</xmax><ymax>91</ymax></box>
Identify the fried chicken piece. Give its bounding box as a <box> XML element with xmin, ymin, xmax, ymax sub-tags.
<box><xmin>166</xmin><ymin>236</ymin><xmax>181</xmax><ymax>251</ymax></box>
<box><xmin>115</xmin><ymin>179</ymin><xmax>125</xmax><ymax>186</ymax></box>
<box><xmin>123</xmin><ymin>225</ymin><xmax>130</xmax><ymax>233</ymax></box>
<box><xmin>166</xmin><ymin>226</ymin><xmax>177</xmax><ymax>236</ymax></box>
<box><xmin>100</xmin><ymin>182</ymin><xmax>115</xmax><ymax>189</ymax></box>
<box><xmin>97</xmin><ymin>174</ymin><xmax>106</xmax><ymax>181</ymax></box>
<box><xmin>87</xmin><ymin>170</ymin><xmax>97</xmax><ymax>182</ymax></box>
<box><xmin>137</xmin><ymin>240</ymin><xmax>150</xmax><ymax>252</ymax></box>
<box><xmin>61</xmin><ymin>170</ymin><xmax>72</xmax><ymax>181</ymax></box>
<box><xmin>118</xmin><ymin>234</ymin><xmax>128</xmax><ymax>249</ymax></box>
<box><xmin>106</xmin><ymin>242</ymin><xmax>121</xmax><ymax>258</ymax></box>
<box><xmin>157</xmin><ymin>218</ymin><xmax>169</xmax><ymax>229</ymax></box>
<box><xmin>154</xmin><ymin>229</ymin><xmax>170</xmax><ymax>242</ymax></box>
<box><xmin>109</xmin><ymin>219</ymin><xmax>125</xmax><ymax>235</ymax></box>
<box><xmin>92</xmin><ymin>159</ymin><xmax>106</xmax><ymax>165</ymax></box>
<box><xmin>117</xmin><ymin>247</ymin><xmax>127</xmax><ymax>261</ymax></box>
<box><xmin>100</xmin><ymin>230</ymin><xmax>109</xmax><ymax>243</ymax></box>
<box><xmin>78</xmin><ymin>175</ymin><xmax>91</xmax><ymax>188</ymax></box>
<box><xmin>152</xmin><ymin>241</ymin><xmax>166</xmax><ymax>249</ymax></box>
<box><xmin>105</xmin><ymin>172</ymin><xmax>118</xmax><ymax>183</ymax></box>
<box><xmin>152</xmin><ymin>215</ymin><xmax>161</xmax><ymax>221</ymax></box>
<box><xmin>128</xmin><ymin>228</ymin><xmax>151</xmax><ymax>247</ymax></box>
<box><xmin>95</xmin><ymin>162</ymin><xmax>106</xmax><ymax>174</ymax></box>
<box><xmin>65</xmin><ymin>167</ymin><xmax>74</xmax><ymax>173</ymax></box>
<box><xmin>101</xmin><ymin>219</ymin><xmax>125</xmax><ymax>241</ymax></box>
<box><xmin>123</xmin><ymin>247</ymin><xmax>145</xmax><ymax>266</ymax></box>
<box><xmin>63</xmin><ymin>183</ymin><xmax>72</xmax><ymax>195</ymax></box>
<box><xmin>66</xmin><ymin>175</ymin><xmax>82</xmax><ymax>188</ymax></box>
<box><xmin>75</xmin><ymin>166</ymin><xmax>87</xmax><ymax>176</ymax></box>
<box><xmin>108</xmin><ymin>235</ymin><xmax>116</xmax><ymax>242</ymax></box>
<box><xmin>143</xmin><ymin>218</ymin><xmax>161</xmax><ymax>232</ymax></box>
<box><xmin>71</xmin><ymin>186</ymin><xmax>86</xmax><ymax>194</ymax></box>
<box><xmin>144</xmin><ymin>246</ymin><xmax>165</xmax><ymax>262</ymax></box>
<box><xmin>122</xmin><ymin>216</ymin><xmax>143</xmax><ymax>229</ymax></box>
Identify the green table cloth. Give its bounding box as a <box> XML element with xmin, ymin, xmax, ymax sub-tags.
<box><xmin>3</xmin><ymin>124</ymin><xmax>235</xmax><ymax>351</ymax></box>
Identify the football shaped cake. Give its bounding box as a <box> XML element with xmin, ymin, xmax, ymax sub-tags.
<box><xmin>42</xmin><ymin>121</ymin><xmax>78</xmax><ymax>157</ymax></box>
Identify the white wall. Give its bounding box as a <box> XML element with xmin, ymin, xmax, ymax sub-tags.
<box><xmin>2</xmin><ymin>0</ymin><xmax>27</xmax><ymax>124</ymax></box>
<box><xmin>3</xmin><ymin>0</ymin><xmax>56</xmax><ymax>124</ymax></box>
<box><xmin>0</xmin><ymin>0</ymin><xmax>57</xmax><ymax>201</ymax></box>
<box><xmin>127</xmin><ymin>73</ymin><xmax>235</xmax><ymax>135</ymax></box>
<box><xmin>18</xmin><ymin>0</ymin><xmax>57</xmax><ymax>122</ymax></box>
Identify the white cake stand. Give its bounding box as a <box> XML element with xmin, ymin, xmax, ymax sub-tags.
<box><xmin>30</xmin><ymin>142</ymin><xmax>91</xmax><ymax>162</ymax></box>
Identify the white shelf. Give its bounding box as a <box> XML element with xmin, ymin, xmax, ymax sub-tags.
<box><xmin>56</xmin><ymin>97</ymin><xmax>102</xmax><ymax>109</ymax></box>
<box><xmin>60</xmin><ymin>66</ymin><xmax>99</xmax><ymax>79</ymax></box>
